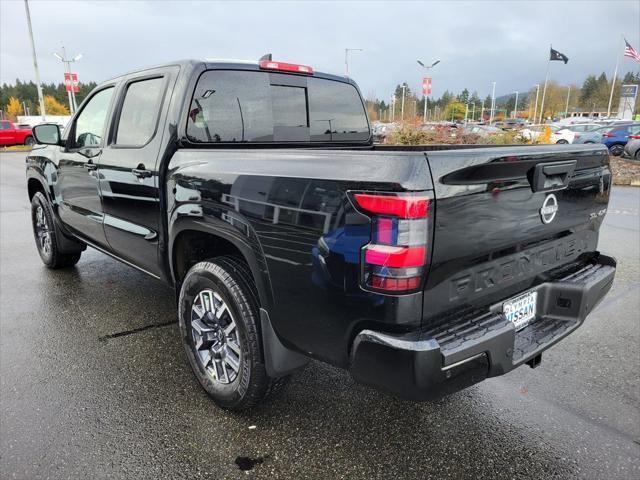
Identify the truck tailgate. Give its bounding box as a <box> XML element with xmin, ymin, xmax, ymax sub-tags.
<box><xmin>423</xmin><ymin>145</ymin><xmax>611</xmax><ymax>323</ymax></box>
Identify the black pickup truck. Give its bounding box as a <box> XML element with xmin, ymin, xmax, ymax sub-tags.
<box><xmin>27</xmin><ymin>58</ymin><xmax>616</xmax><ymax>410</ymax></box>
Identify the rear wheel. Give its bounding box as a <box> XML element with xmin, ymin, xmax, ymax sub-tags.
<box><xmin>178</xmin><ymin>256</ymin><xmax>287</xmax><ymax>410</ymax></box>
<box><xmin>609</xmin><ymin>144</ymin><xmax>624</xmax><ymax>157</ymax></box>
<box><xmin>24</xmin><ymin>136</ymin><xmax>35</xmax><ymax>146</ymax></box>
<box><xmin>30</xmin><ymin>192</ymin><xmax>81</xmax><ymax>268</ymax></box>
<box><xmin>634</xmin><ymin>149</ymin><xmax>640</xmax><ymax>161</ymax></box>
<box><xmin>556</xmin><ymin>139</ymin><xmax>569</xmax><ymax>144</ymax></box>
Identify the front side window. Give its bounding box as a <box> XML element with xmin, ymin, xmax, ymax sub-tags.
<box><xmin>186</xmin><ymin>70</ymin><xmax>369</xmax><ymax>143</ymax></box>
<box><xmin>115</xmin><ymin>77</ymin><xmax>165</xmax><ymax>146</ymax></box>
<box><xmin>73</xmin><ymin>87</ymin><xmax>114</xmax><ymax>148</ymax></box>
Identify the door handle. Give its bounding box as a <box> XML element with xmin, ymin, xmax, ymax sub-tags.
<box><xmin>132</xmin><ymin>168</ymin><xmax>152</xmax><ymax>179</ymax></box>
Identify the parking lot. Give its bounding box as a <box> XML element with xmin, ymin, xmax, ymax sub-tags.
<box><xmin>0</xmin><ymin>150</ymin><xmax>638</xmax><ymax>479</ymax></box>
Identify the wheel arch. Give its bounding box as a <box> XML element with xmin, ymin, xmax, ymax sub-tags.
<box><xmin>27</xmin><ymin>177</ymin><xmax>47</xmax><ymax>201</ymax></box>
<box><xmin>170</xmin><ymin>223</ymin><xmax>274</xmax><ymax>311</ymax></box>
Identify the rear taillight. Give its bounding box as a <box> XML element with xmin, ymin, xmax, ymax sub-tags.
<box><xmin>352</xmin><ymin>192</ymin><xmax>432</xmax><ymax>294</ymax></box>
<box><xmin>259</xmin><ymin>60</ymin><xmax>314</xmax><ymax>74</ymax></box>
<box><xmin>603</xmin><ymin>133</ymin><xmax>615</xmax><ymax>138</ymax></box>
<box><xmin>629</xmin><ymin>135</ymin><xmax>640</xmax><ymax>139</ymax></box>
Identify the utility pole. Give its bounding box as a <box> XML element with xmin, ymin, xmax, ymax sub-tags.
<box><xmin>344</xmin><ymin>48</ymin><xmax>363</xmax><ymax>76</ymax></box>
<box><xmin>480</xmin><ymin>99</ymin><xmax>485</xmax><ymax>123</ymax></box>
<box><xmin>533</xmin><ymin>84</ymin><xmax>540</xmax><ymax>124</ymax></box>
<box><xmin>464</xmin><ymin>104</ymin><xmax>469</xmax><ymax>124</ymax></box>
<box><xmin>489</xmin><ymin>81</ymin><xmax>496</xmax><ymax>125</ymax></box>
<box><xmin>565</xmin><ymin>85</ymin><xmax>571</xmax><ymax>118</ymax></box>
<box><xmin>391</xmin><ymin>95</ymin><xmax>395</xmax><ymax>122</ymax></box>
<box><xmin>23</xmin><ymin>0</ymin><xmax>45</xmax><ymax>119</ymax></box>
<box><xmin>513</xmin><ymin>91</ymin><xmax>519</xmax><ymax>118</ymax></box>
<box><xmin>54</xmin><ymin>47</ymin><xmax>82</xmax><ymax>114</ymax></box>
<box><xmin>471</xmin><ymin>103</ymin><xmax>476</xmax><ymax>122</ymax></box>
<box><xmin>401</xmin><ymin>84</ymin><xmax>406</xmax><ymax>122</ymax></box>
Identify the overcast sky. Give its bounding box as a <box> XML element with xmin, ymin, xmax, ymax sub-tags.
<box><xmin>1</xmin><ymin>0</ymin><xmax>639</xmax><ymax>100</ymax></box>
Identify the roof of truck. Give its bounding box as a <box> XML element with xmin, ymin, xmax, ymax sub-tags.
<box><xmin>104</xmin><ymin>58</ymin><xmax>353</xmax><ymax>85</ymax></box>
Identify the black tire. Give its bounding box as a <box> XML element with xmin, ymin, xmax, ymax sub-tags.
<box><xmin>556</xmin><ymin>139</ymin><xmax>569</xmax><ymax>144</ymax></box>
<box><xmin>634</xmin><ymin>149</ymin><xmax>640</xmax><ymax>161</ymax></box>
<box><xmin>609</xmin><ymin>144</ymin><xmax>624</xmax><ymax>157</ymax></box>
<box><xmin>178</xmin><ymin>256</ymin><xmax>287</xmax><ymax>410</ymax></box>
<box><xmin>30</xmin><ymin>192</ymin><xmax>81</xmax><ymax>268</ymax></box>
<box><xmin>584</xmin><ymin>141</ymin><xmax>595</xmax><ymax>144</ymax></box>
<box><xmin>24</xmin><ymin>136</ymin><xmax>35</xmax><ymax>146</ymax></box>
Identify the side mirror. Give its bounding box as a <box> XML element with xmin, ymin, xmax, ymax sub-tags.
<box><xmin>33</xmin><ymin>123</ymin><xmax>63</xmax><ymax>146</ymax></box>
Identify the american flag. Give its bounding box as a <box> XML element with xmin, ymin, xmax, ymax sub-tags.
<box><xmin>624</xmin><ymin>38</ymin><xmax>640</xmax><ymax>62</ymax></box>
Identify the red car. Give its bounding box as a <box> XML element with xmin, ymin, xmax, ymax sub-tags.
<box><xmin>0</xmin><ymin>120</ymin><xmax>35</xmax><ymax>146</ymax></box>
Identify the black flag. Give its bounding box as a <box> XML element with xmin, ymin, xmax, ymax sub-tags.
<box><xmin>550</xmin><ymin>48</ymin><xmax>569</xmax><ymax>64</ymax></box>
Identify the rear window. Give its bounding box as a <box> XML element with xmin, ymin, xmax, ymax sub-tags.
<box><xmin>186</xmin><ymin>70</ymin><xmax>370</xmax><ymax>143</ymax></box>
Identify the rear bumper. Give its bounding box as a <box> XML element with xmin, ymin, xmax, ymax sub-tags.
<box><xmin>349</xmin><ymin>253</ymin><xmax>616</xmax><ymax>401</ymax></box>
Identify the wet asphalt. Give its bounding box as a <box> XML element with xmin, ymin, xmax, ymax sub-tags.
<box><xmin>0</xmin><ymin>150</ymin><xmax>639</xmax><ymax>479</ymax></box>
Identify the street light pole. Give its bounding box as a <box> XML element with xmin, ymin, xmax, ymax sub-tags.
<box><xmin>417</xmin><ymin>59</ymin><xmax>440</xmax><ymax>124</ymax></box>
<box><xmin>513</xmin><ymin>91</ymin><xmax>519</xmax><ymax>118</ymax></box>
<box><xmin>401</xmin><ymin>85</ymin><xmax>406</xmax><ymax>122</ymax></box>
<box><xmin>23</xmin><ymin>0</ymin><xmax>45</xmax><ymax>119</ymax></box>
<box><xmin>489</xmin><ymin>81</ymin><xmax>496</xmax><ymax>125</ymax></box>
<box><xmin>565</xmin><ymin>85</ymin><xmax>571</xmax><ymax>118</ymax></box>
<box><xmin>54</xmin><ymin>47</ymin><xmax>82</xmax><ymax>114</ymax></box>
<box><xmin>533</xmin><ymin>84</ymin><xmax>540</xmax><ymax>124</ymax></box>
<box><xmin>344</xmin><ymin>48</ymin><xmax>363</xmax><ymax>76</ymax></box>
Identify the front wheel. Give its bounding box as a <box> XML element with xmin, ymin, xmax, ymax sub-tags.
<box><xmin>31</xmin><ymin>192</ymin><xmax>81</xmax><ymax>268</ymax></box>
<box><xmin>609</xmin><ymin>144</ymin><xmax>624</xmax><ymax>157</ymax></box>
<box><xmin>178</xmin><ymin>256</ymin><xmax>287</xmax><ymax>410</ymax></box>
<box><xmin>24</xmin><ymin>136</ymin><xmax>35</xmax><ymax>146</ymax></box>
<box><xmin>556</xmin><ymin>139</ymin><xmax>569</xmax><ymax>144</ymax></box>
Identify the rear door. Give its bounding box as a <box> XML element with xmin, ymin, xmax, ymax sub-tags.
<box><xmin>423</xmin><ymin>145</ymin><xmax>611</xmax><ymax>321</ymax></box>
<box><xmin>57</xmin><ymin>86</ymin><xmax>115</xmax><ymax>246</ymax></box>
<box><xmin>98</xmin><ymin>68</ymin><xmax>177</xmax><ymax>276</ymax></box>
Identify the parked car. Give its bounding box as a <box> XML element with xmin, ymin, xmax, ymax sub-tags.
<box><xmin>519</xmin><ymin>124</ymin><xmax>560</xmax><ymax>141</ymax></box>
<box><xmin>0</xmin><ymin>120</ymin><xmax>34</xmax><ymax>146</ymax></box>
<box><xmin>573</xmin><ymin>125</ymin><xmax>613</xmax><ymax>144</ymax></box>
<box><xmin>622</xmin><ymin>132</ymin><xmax>640</xmax><ymax>160</ymax></box>
<box><xmin>26</xmin><ymin>57</ymin><xmax>616</xmax><ymax>410</ymax></box>
<box><xmin>551</xmin><ymin>124</ymin><xmax>601</xmax><ymax>144</ymax></box>
<box><xmin>500</xmin><ymin>118</ymin><xmax>528</xmax><ymax>130</ymax></box>
<box><xmin>601</xmin><ymin>122</ymin><xmax>640</xmax><ymax>156</ymax></box>
<box><xmin>465</xmin><ymin>124</ymin><xmax>503</xmax><ymax>137</ymax></box>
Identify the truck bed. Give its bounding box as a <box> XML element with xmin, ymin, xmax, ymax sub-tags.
<box><xmin>167</xmin><ymin>143</ymin><xmax>611</xmax><ymax>367</ymax></box>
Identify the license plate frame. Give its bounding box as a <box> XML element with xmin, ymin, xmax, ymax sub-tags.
<box><xmin>503</xmin><ymin>290</ymin><xmax>538</xmax><ymax>330</ymax></box>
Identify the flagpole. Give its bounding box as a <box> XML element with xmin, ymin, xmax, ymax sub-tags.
<box><xmin>606</xmin><ymin>34</ymin><xmax>623</xmax><ymax>118</ymax></box>
<box><xmin>539</xmin><ymin>45</ymin><xmax>552</xmax><ymax>123</ymax></box>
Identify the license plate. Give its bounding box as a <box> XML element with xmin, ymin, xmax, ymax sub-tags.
<box><xmin>503</xmin><ymin>291</ymin><xmax>537</xmax><ymax>330</ymax></box>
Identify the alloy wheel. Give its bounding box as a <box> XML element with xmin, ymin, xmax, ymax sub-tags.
<box><xmin>190</xmin><ymin>289</ymin><xmax>241</xmax><ymax>384</ymax></box>
<box><xmin>34</xmin><ymin>205</ymin><xmax>52</xmax><ymax>256</ymax></box>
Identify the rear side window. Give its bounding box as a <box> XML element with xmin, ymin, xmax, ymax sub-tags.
<box><xmin>115</xmin><ymin>77</ymin><xmax>165</xmax><ymax>146</ymax></box>
<box><xmin>187</xmin><ymin>70</ymin><xmax>369</xmax><ymax>143</ymax></box>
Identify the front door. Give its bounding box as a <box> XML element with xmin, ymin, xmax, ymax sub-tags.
<box><xmin>57</xmin><ymin>86</ymin><xmax>115</xmax><ymax>246</ymax></box>
<box><xmin>98</xmin><ymin>73</ymin><xmax>173</xmax><ymax>277</ymax></box>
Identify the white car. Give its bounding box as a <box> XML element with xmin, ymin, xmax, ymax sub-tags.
<box><xmin>519</xmin><ymin>124</ymin><xmax>561</xmax><ymax>141</ymax></box>
<box><xmin>551</xmin><ymin>123</ymin><xmax>602</xmax><ymax>144</ymax></box>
